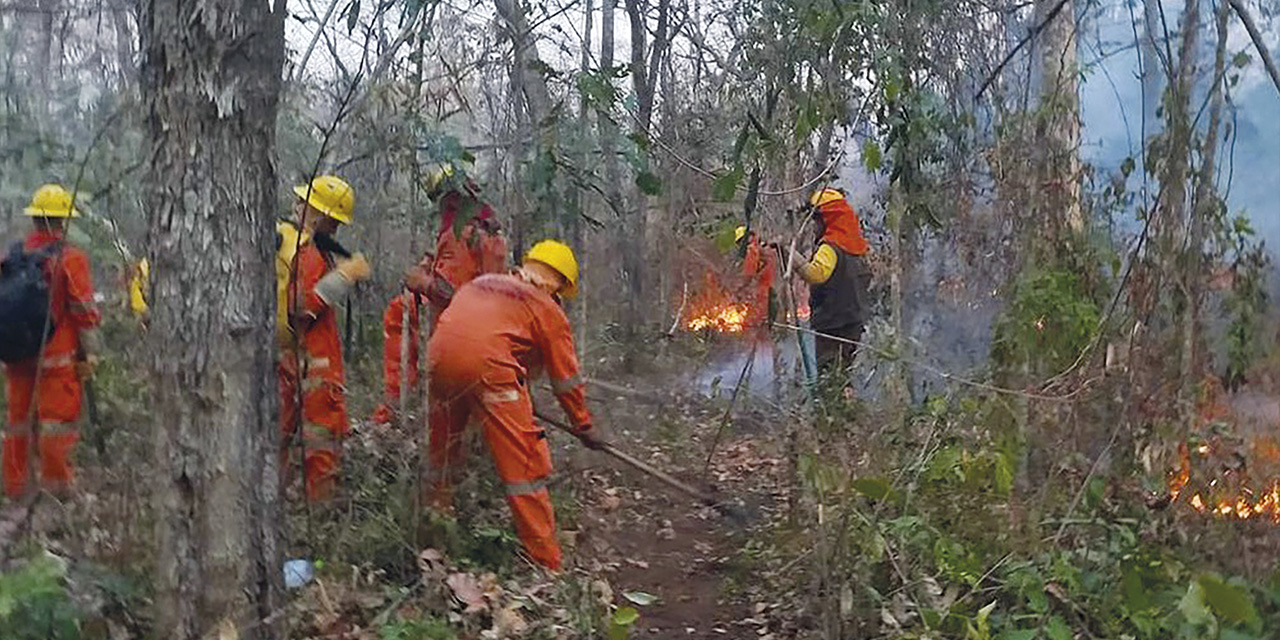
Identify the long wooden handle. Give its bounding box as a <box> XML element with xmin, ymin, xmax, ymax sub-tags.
<box><xmin>533</xmin><ymin>410</ymin><xmax>718</xmax><ymax>507</ymax></box>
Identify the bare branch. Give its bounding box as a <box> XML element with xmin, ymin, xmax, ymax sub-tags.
<box><xmin>1228</xmin><ymin>0</ymin><xmax>1280</xmax><ymax>97</ymax></box>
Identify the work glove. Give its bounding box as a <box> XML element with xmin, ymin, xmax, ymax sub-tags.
<box><xmin>404</xmin><ymin>264</ymin><xmax>432</xmax><ymax>295</ymax></box>
<box><xmin>576</xmin><ymin>426</ymin><xmax>609</xmax><ymax>451</ymax></box>
<box><xmin>336</xmin><ymin>253</ymin><xmax>372</xmax><ymax>282</ymax></box>
<box><xmin>75</xmin><ymin>355</ymin><xmax>98</xmax><ymax>381</ymax></box>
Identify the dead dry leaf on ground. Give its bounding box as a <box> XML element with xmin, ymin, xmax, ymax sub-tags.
<box><xmin>447</xmin><ymin>572</ymin><xmax>489</xmax><ymax>614</ymax></box>
<box><xmin>487</xmin><ymin>604</ymin><xmax>529</xmax><ymax>638</ymax></box>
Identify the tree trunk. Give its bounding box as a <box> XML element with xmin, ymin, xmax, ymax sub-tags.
<box><xmin>495</xmin><ymin>0</ymin><xmax>554</xmax><ymax>126</ymax></box>
<box><xmin>496</xmin><ymin>0</ymin><xmax>557</xmax><ymax>247</ymax></box>
<box><xmin>1163</xmin><ymin>0</ymin><xmax>1198</xmax><ymax>251</ymax></box>
<box><xmin>599</xmin><ymin>0</ymin><xmax>626</xmax><ymax>320</ymax></box>
<box><xmin>1179</xmin><ymin>0</ymin><xmax>1228</xmax><ymax>428</ymax></box>
<box><xmin>1035</xmin><ymin>0</ymin><xmax>1083</xmax><ymax>244</ymax></box>
<box><xmin>1227</xmin><ymin>0</ymin><xmax>1280</xmax><ymax>97</ymax></box>
<box><xmin>573</xmin><ymin>0</ymin><xmax>593</xmax><ymax>349</ymax></box>
<box><xmin>620</xmin><ymin>0</ymin><xmax>671</xmax><ymax>327</ymax></box>
<box><xmin>141</xmin><ymin>0</ymin><xmax>285</xmax><ymax>636</ymax></box>
<box><xmin>887</xmin><ymin>181</ymin><xmax>908</xmax><ymax>422</ymax></box>
<box><xmin>1163</xmin><ymin>0</ymin><xmax>1198</xmax><ymax>427</ymax></box>
<box><xmin>113</xmin><ymin>7</ymin><xmax>135</xmax><ymax>86</ymax></box>
<box><xmin>622</xmin><ymin>0</ymin><xmax>654</xmax><ymax>317</ymax></box>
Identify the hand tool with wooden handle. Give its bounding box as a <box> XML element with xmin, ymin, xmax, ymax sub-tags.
<box><xmin>533</xmin><ymin>410</ymin><xmax>746</xmax><ymax>521</ymax></box>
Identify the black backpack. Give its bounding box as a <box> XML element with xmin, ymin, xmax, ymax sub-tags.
<box><xmin>0</xmin><ymin>242</ymin><xmax>59</xmax><ymax>363</ymax></box>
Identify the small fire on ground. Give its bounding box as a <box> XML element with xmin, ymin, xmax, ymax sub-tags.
<box><xmin>1167</xmin><ymin>439</ymin><xmax>1280</xmax><ymax>523</ymax></box>
<box><xmin>687</xmin><ymin>304</ymin><xmax>750</xmax><ymax>333</ymax></box>
<box><xmin>683</xmin><ymin>270</ymin><xmax>756</xmax><ymax>334</ymax></box>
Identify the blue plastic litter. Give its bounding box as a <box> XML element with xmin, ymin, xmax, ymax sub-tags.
<box><xmin>283</xmin><ymin>559</ymin><xmax>314</xmax><ymax>589</ymax></box>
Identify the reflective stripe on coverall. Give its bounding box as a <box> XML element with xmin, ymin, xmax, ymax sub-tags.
<box><xmin>372</xmin><ymin>292</ymin><xmax>421</xmax><ymax>425</ymax></box>
<box><xmin>3</xmin><ymin>230</ymin><xmax>99</xmax><ymax>498</ymax></box>
<box><xmin>427</xmin><ymin>273</ymin><xmax>592</xmax><ymax>570</ymax></box>
<box><xmin>280</xmin><ymin>241</ymin><xmax>349</xmax><ymax>501</ymax></box>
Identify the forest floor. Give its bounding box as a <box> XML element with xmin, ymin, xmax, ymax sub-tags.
<box><xmin>565</xmin><ymin>376</ymin><xmax>790</xmax><ymax>638</ymax></box>
<box><xmin>0</xmin><ymin>335</ymin><xmax>806</xmax><ymax>639</ymax></box>
<box><xmin>8</xmin><ymin>332</ymin><xmax>1280</xmax><ymax>638</ymax></box>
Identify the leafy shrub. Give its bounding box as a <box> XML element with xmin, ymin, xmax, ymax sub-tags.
<box><xmin>992</xmin><ymin>269</ymin><xmax>1099</xmax><ymax>374</ymax></box>
<box><xmin>0</xmin><ymin>551</ymin><xmax>80</xmax><ymax>640</ymax></box>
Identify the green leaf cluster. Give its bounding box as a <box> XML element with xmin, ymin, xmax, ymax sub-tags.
<box><xmin>992</xmin><ymin>269</ymin><xmax>1100</xmax><ymax>374</ymax></box>
<box><xmin>0</xmin><ymin>552</ymin><xmax>80</xmax><ymax>640</ymax></box>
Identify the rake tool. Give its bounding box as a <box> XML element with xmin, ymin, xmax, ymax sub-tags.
<box><xmin>533</xmin><ymin>410</ymin><xmax>748</xmax><ymax>522</ymax></box>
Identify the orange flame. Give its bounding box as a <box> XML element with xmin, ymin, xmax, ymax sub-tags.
<box><xmin>683</xmin><ymin>269</ymin><xmax>755</xmax><ymax>334</ymax></box>
<box><xmin>1168</xmin><ymin>440</ymin><xmax>1280</xmax><ymax>523</ymax></box>
<box><xmin>686</xmin><ymin>304</ymin><xmax>750</xmax><ymax>333</ymax></box>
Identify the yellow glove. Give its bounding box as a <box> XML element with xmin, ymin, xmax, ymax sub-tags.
<box><xmin>337</xmin><ymin>253</ymin><xmax>371</xmax><ymax>282</ymax></box>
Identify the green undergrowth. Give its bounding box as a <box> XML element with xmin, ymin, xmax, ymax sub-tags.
<box><xmin>762</xmin><ymin>391</ymin><xmax>1280</xmax><ymax>639</ymax></box>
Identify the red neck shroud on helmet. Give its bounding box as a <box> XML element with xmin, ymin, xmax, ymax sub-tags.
<box><xmin>439</xmin><ymin>191</ymin><xmax>494</xmax><ymax>234</ymax></box>
<box><xmin>817</xmin><ymin>198</ymin><xmax>868</xmax><ymax>256</ymax></box>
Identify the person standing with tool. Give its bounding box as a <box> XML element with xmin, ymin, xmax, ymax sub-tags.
<box><xmin>278</xmin><ymin>175</ymin><xmax>370</xmax><ymax>501</ymax></box>
<box><xmin>792</xmin><ymin>187</ymin><xmax>872</xmax><ymax>374</ymax></box>
<box><xmin>404</xmin><ymin>161</ymin><xmax>508</xmax><ymax>326</ymax></box>
<box><xmin>735</xmin><ymin>225</ymin><xmax>778</xmax><ymax>330</ymax></box>
<box><xmin>425</xmin><ymin>240</ymin><xmax>603</xmax><ymax>571</ymax></box>
<box><xmin>0</xmin><ymin>184</ymin><xmax>101</xmax><ymax>499</ymax></box>
<box><xmin>374</xmin><ymin>162</ymin><xmax>508</xmax><ymax>425</ymax></box>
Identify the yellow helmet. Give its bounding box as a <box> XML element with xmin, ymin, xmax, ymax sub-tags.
<box><xmin>734</xmin><ymin>225</ymin><xmax>747</xmax><ymax>243</ymax></box>
<box><xmin>293</xmin><ymin>175</ymin><xmax>355</xmax><ymax>224</ymax></box>
<box><xmin>524</xmin><ymin>240</ymin><xmax>579</xmax><ymax>299</ymax></box>
<box><xmin>423</xmin><ymin>162</ymin><xmax>457</xmax><ymax>199</ymax></box>
<box><xmin>809</xmin><ymin>187</ymin><xmax>845</xmax><ymax>208</ymax></box>
<box><xmin>24</xmin><ymin>184</ymin><xmax>80</xmax><ymax>218</ymax></box>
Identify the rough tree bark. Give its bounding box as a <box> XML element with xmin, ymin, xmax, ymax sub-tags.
<box><xmin>141</xmin><ymin>0</ymin><xmax>285</xmax><ymax>636</ymax></box>
<box><xmin>1035</xmin><ymin>0</ymin><xmax>1083</xmax><ymax>243</ymax></box>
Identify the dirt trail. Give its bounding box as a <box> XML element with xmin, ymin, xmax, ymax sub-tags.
<box><xmin>565</xmin><ymin>380</ymin><xmax>788</xmax><ymax>638</ymax></box>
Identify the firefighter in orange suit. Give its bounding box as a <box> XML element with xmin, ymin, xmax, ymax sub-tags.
<box><xmin>426</xmin><ymin>240</ymin><xmax>603</xmax><ymax>570</ymax></box>
<box><xmin>735</xmin><ymin>225</ymin><xmax>777</xmax><ymax>330</ymax></box>
<box><xmin>405</xmin><ymin>162</ymin><xmax>508</xmax><ymax>327</ymax></box>
<box><xmin>371</xmin><ymin>291</ymin><xmax>421</xmax><ymax>425</ymax></box>
<box><xmin>2</xmin><ymin>184</ymin><xmax>101</xmax><ymax>499</ymax></box>
<box><xmin>279</xmin><ymin>175</ymin><xmax>370</xmax><ymax>501</ymax></box>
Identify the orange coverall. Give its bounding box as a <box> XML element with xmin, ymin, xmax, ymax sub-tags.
<box><xmin>409</xmin><ymin>194</ymin><xmax>508</xmax><ymax>324</ymax></box>
<box><xmin>280</xmin><ymin>241</ymin><xmax>350</xmax><ymax>501</ymax></box>
<box><xmin>3</xmin><ymin>230</ymin><xmax>100</xmax><ymax>498</ymax></box>
<box><xmin>427</xmin><ymin>273</ymin><xmax>592</xmax><ymax>570</ymax></box>
<box><xmin>741</xmin><ymin>237</ymin><xmax>777</xmax><ymax>329</ymax></box>
<box><xmin>371</xmin><ymin>292</ymin><xmax>421</xmax><ymax>425</ymax></box>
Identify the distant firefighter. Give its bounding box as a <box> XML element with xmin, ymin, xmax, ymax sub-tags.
<box><xmin>793</xmin><ymin>188</ymin><xmax>871</xmax><ymax>374</ymax></box>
